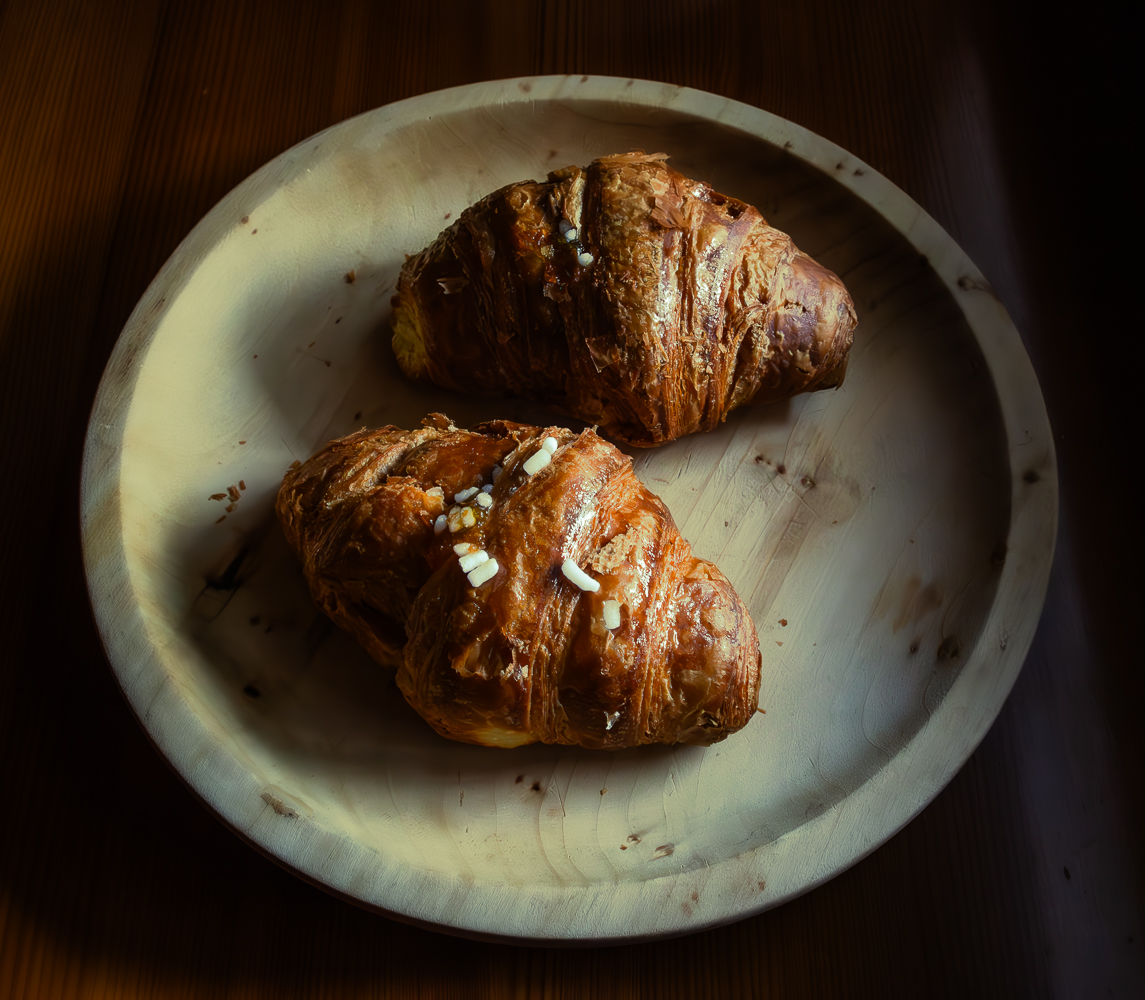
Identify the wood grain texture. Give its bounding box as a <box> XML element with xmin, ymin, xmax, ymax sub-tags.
<box><xmin>77</xmin><ymin>77</ymin><xmax>1052</xmax><ymax>941</ymax></box>
<box><xmin>1</xmin><ymin>0</ymin><xmax>1141</xmax><ymax>997</ymax></box>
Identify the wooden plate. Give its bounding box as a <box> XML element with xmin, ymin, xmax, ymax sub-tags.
<box><xmin>80</xmin><ymin>76</ymin><xmax>1056</xmax><ymax>943</ymax></box>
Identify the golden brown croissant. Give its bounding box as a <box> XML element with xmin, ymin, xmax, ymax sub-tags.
<box><xmin>392</xmin><ymin>152</ymin><xmax>856</xmax><ymax>446</ymax></box>
<box><xmin>276</xmin><ymin>414</ymin><xmax>761</xmax><ymax>748</ymax></box>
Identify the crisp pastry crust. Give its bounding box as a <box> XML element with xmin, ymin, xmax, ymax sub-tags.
<box><xmin>392</xmin><ymin>152</ymin><xmax>857</xmax><ymax>446</ymax></box>
<box><xmin>276</xmin><ymin>415</ymin><xmax>762</xmax><ymax>749</ymax></box>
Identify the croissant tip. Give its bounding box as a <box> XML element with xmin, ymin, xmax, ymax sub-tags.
<box><xmin>421</xmin><ymin>412</ymin><xmax>456</xmax><ymax>431</ymax></box>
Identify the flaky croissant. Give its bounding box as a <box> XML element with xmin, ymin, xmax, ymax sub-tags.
<box><xmin>392</xmin><ymin>151</ymin><xmax>856</xmax><ymax>446</ymax></box>
<box><xmin>276</xmin><ymin>414</ymin><xmax>761</xmax><ymax>748</ymax></box>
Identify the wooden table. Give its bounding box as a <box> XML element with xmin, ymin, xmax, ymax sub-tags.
<box><xmin>2</xmin><ymin>1</ymin><xmax>1140</xmax><ymax>996</ymax></box>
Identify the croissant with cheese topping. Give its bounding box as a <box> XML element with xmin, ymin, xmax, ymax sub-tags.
<box><xmin>276</xmin><ymin>414</ymin><xmax>761</xmax><ymax>748</ymax></box>
<box><xmin>391</xmin><ymin>152</ymin><xmax>856</xmax><ymax>447</ymax></box>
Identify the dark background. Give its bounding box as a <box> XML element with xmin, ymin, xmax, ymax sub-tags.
<box><xmin>1</xmin><ymin>1</ymin><xmax>1140</xmax><ymax>996</ymax></box>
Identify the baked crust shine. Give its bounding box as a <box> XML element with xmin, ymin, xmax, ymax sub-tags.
<box><xmin>276</xmin><ymin>415</ymin><xmax>762</xmax><ymax>748</ymax></box>
<box><xmin>392</xmin><ymin>152</ymin><xmax>857</xmax><ymax>446</ymax></box>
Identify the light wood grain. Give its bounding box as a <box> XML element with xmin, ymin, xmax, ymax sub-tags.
<box><xmin>2</xmin><ymin>0</ymin><xmax>1141</xmax><ymax>995</ymax></box>
<box><xmin>79</xmin><ymin>78</ymin><xmax>1054</xmax><ymax>943</ymax></box>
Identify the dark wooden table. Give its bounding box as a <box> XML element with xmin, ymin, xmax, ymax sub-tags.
<box><xmin>2</xmin><ymin>1</ymin><xmax>1140</xmax><ymax>996</ymax></box>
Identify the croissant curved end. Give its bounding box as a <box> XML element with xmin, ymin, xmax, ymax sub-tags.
<box><xmin>390</xmin><ymin>291</ymin><xmax>430</xmax><ymax>380</ymax></box>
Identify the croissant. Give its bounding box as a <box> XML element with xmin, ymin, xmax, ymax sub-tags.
<box><xmin>276</xmin><ymin>414</ymin><xmax>762</xmax><ymax>748</ymax></box>
<box><xmin>391</xmin><ymin>151</ymin><xmax>856</xmax><ymax>446</ymax></box>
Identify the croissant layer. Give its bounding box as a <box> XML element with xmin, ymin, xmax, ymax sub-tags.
<box><xmin>276</xmin><ymin>415</ymin><xmax>762</xmax><ymax>749</ymax></box>
<box><xmin>392</xmin><ymin>152</ymin><xmax>857</xmax><ymax>446</ymax></box>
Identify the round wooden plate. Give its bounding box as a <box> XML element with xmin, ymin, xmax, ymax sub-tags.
<box><xmin>80</xmin><ymin>76</ymin><xmax>1056</xmax><ymax>943</ymax></box>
